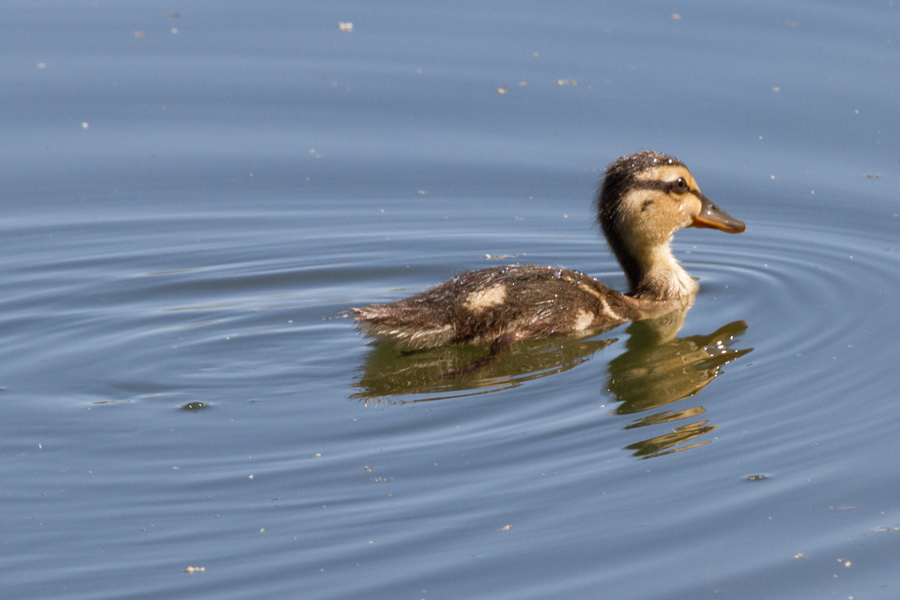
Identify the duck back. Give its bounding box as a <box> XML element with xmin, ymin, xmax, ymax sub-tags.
<box><xmin>352</xmin><ymin>265</ymin><xmax>635</xmax><ymax>349</ymax></box>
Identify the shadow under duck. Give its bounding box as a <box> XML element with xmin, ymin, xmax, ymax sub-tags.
<box><xmin>350</xmin><ymin>151</ymin><xmax>745</xmax><ymax>377</ymax></box>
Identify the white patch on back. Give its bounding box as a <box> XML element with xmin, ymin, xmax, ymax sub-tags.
<box><xmin>462</xmin><ymin>284</ymin><xmax>507</xmax><ymax>313</ymax></box>
<box><xmin>573</xmin><ymin>309</ymin><xmax>594</xmax><ymax>331</ymax></box>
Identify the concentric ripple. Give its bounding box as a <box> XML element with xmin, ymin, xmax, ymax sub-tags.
<box><xmin>687</xmin><ymin>217</ymin><xmax>900</xmax><ymax>377</ymax></box>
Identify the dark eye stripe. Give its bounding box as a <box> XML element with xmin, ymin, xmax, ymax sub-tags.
<box><xmin>631</xmin><ymin>180</ymin><xmax>698</xmax><ymax>195</ymax></box>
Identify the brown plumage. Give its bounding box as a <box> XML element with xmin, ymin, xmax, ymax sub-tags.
<box><xmin>350</xmin><ymin>151</ymin><xmax>745</xmax><ymax>376</ymax></box>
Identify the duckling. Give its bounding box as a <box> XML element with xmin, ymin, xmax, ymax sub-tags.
<box><xmin>350</xmin><ymin>151</ymin><xmax>744</xmax><ymax>376</ymax></box>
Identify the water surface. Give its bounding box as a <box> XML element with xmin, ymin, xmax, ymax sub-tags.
<box><xmin>2</xmin><ymin>2</ymin><xmax>899</xmax><ymax>599</ymax></box>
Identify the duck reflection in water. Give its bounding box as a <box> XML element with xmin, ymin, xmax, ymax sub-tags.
<box><xmin>351</xmin><ymin>306</ymin><xmax>751</xmax><ymax>461</ymax></box>
<box><xmin>606</xmin><ymin>310</ymin><xmax>752</xmax><ymax>459</ymax></box>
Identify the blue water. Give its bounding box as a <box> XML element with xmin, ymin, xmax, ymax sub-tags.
<box><xmin>2</xmin><ymin>2</ymin><xmax>899</xmax><ymax>599</ymax></box>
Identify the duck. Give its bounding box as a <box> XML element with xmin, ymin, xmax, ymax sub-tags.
<box><xmin>350</xmin><ymin>151</ymin><xmax>745</xmax><ymax>376</ymax></box>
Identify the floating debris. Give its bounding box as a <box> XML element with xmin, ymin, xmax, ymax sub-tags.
<box><xmin>339</xmin><ymin>22</ymin><xmax>353</xmax><ymax>32</ymax></box>
<box><xmin>185</xmin><ymin>566</ymin><xmax>205</xmax><ymax>574</ymax></box>
<box><xmin>181</xmin><ymin>402</ymin><xmax>208</xmax><ymax>410</ymax></box>
<box><xmin>497</xmin><ymin>85</ymin><xmax>508</xmax><ymax>94</ymax></box>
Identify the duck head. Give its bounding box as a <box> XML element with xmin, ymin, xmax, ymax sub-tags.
<box><xmin>596</xmin><ymin>151</ymin><xmax>744</xmax><ymax>301</ymax></box>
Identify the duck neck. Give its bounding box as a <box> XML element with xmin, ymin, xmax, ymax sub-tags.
<box><xmin>622</xmin><ymin>244</ymin><xmax>699</xmax><ymax>301</ymax></box>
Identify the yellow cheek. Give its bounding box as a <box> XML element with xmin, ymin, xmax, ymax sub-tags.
<box><xmin>685</xmin><ymin>196</ymin><xmax>702</xmax><ymax>217</ymax></box>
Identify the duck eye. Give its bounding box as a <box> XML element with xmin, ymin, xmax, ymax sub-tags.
<box><xmin>673</xmin><ymin>177</ymin><xmax>688</xmax><ymax>193</ymax></box>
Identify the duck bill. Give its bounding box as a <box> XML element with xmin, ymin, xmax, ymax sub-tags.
<box><xmin>692</xmin><ymin>195</ymin><xmax>745</xmax><ymax>233</ymax></box>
